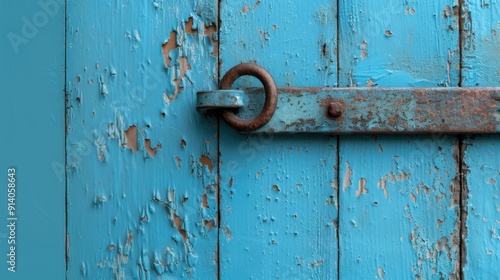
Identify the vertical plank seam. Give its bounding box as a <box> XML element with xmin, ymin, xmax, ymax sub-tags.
<box><xmin>336</xmin><ymin>1</ymin><xmax>341</xmax><ymax>279</ymax></box>
<box><xmin>458</xmin><ymin>1</ymin><xmax>466</xmax><ymax>279</ymax></box>
<box><xmin>336</xmin><ymin>0</ymin><xmax>340</xmax><ymax>88</ymax></box>
<box><xmin>458</xmin><ymin>0</ymin><xmax>463</xmax><ymax>88</ymax></box>
<box><xmin>64</xmin><ymin>0</ymin><xmax>69</xmax><ymax>275</ymax></box>
<box><xmin>336</xmin><ymin>136</ymin><xmax>341</xmax><ymax>280</ymax></box>
<box><xmin>458</xmin><ymin>136</ymin><xmax>465</xmax><ymax>280</ymax></box>
<box><xmin>216</xmin><ymin>0</ymin><xmax>222</xmax><ymax>279</ymax></box>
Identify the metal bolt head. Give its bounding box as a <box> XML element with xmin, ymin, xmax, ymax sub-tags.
<box><xmin>328</xmin><ymin>102</ymin><xmax>343</xmax><ymax>118</ymax></box>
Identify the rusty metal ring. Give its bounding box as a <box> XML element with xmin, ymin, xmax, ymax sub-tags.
<box><xmin>219</xmin><ymin>63</ymin><xmax>278</xmax><ymax>131</ymax></box>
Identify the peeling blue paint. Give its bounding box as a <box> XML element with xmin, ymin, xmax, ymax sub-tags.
<box><xmin>219</xmin><ymin>0</ymin><xmax>339</xmax><ymax>278</ymax></box>
<box><xmin>67</xmin><ymin>0</ymin><xmax>219</xmax><ymax>278</ymax></box>
<box><xmin>462</xmin><ymin>1</ymin><xmax>500</xmax><ymax>278</ymax></box>
<box><xmin>339</xmin><ymin>1</ymin><xmax>462</xmax><ymax>278</ymax></box>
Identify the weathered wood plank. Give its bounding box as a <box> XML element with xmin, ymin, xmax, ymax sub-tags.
<box><xmin>338</xmin><ymin>1</ymin><xmax>462</xmax><ymax>278</ymax></box>
<box><xmin>66</xmin><ymin>1</ymin><xmax>219</xmax><ymax>278</ymax></box>
<box><xmin>462</xmin><ymin>1</ymin><xmax>500</xmax><ymax>278</ymax></box>
<box><xmin>219</xmin><ymin>1</ymin><xmax>339</xmax><ymax>278</ymax></box>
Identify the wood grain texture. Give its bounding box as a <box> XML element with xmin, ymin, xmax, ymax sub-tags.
<box><xmin>219</xmin><ymin>1</ymin><xmax>339</xmax><ymax>278</ymax></box>
<box><xmin>462</xmin><ymin>1</ymin><xmax>500</xmax><ymax>278</ymax></box>
<box><xmin>338</xmin><ymin>1</ymin><xmax>462</xmax><ymax>278</ymax></box>
<box><xmin>66</xmin><ymin>1</ymin><xmax>219</xmax><ymax>278</ymax></box>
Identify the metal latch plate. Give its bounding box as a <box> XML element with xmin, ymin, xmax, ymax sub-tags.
<box><xmin>198</xmin><ymin>87</ymin><xmax>500</xmax><ymax>134</ymax></box>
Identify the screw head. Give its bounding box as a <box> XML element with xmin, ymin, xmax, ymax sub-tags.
<box><xmin>328</xmin><ymin>102</ymin><xmax>343</xmax><ymax>118</ymax></box>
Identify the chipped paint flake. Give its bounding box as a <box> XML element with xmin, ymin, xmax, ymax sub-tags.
<box><xmin>343</xmin><ymin>161</ymin><xmax>353</xmax><ymax>191</ymax></box>
<box><xmin>355</xmin><ymin>178</ymin><xmax>368</xmax><ymax>197</ymax></box>
<box><xmin>199</xmin><ymin>155</ymin><xmax>213</xmax><ymax>172</ymax></box>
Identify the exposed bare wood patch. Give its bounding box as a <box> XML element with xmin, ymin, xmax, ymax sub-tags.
<box><xmin>396</xmin><ymin>170</ymin><xmax>411</xmax><ymax>181</ymax></box>
<box><xmin>199</xmin><ymin>155</ymin><xmax>213</xmax><ymax>172</ymax></box>
<box><xmin>355</xmin><ymin>178</ymin><xmax>368</xmax><ymax>197</ymax></box>
<box><xmin>176</xmin><ymin>56</ymin><xmax>191</xmax><ymax>99</ymax></box>
<box><xmin>343</xmin><ymin>161</ymin><xmax>353</xmax><ymax>191</ymax></box>
<box><xmin>223</xmin><ymin>227</ymin><xmax>232</xmax><ymax>240</ymax></box>
<box><xmin>144</xmin><ymin>139</ymin><xmax>161</xmax><ymax>157</ymax></box>
<box><xmin>242</xmin><ymin>1</ymin><xmax>260</xmax><ymax>12</ymax></box>
<box><xmin>378</xmin><ymin>176</ymin><xmax>389</xmax><ymax>199</ymax></box>
<box><xmin>175</xmin><ymin>157</ymin><xmax>181</xmax><ymax>170</ymax></box>
<box><xmin>310</xmin><ymin>260</ymin><xmax>324</xmax><ymax>268</ymax></box>
<box><xmin>378</xmin><ymin>266</ymin><xmax>385</xmax><ymax>279</ymax></box>
<box><xmin>124</xmin><ymin>125</ymin><xmax>137</xmax><ymax>153</ymax></box>
<box><xmin>171</xmin><ymin>211</ymin><xmax>187</xmax><ymax>242</ymax></box>
<box><xmin>162</xmin><ymin>31</ymin><xmax>178</xmax><ymax>68</ymax></box>
<box><xmin>203</xmin><ymin>219</ymin><xmax>215</xmax><ymax>231</ymax></box>
<box><xmin>410</xmin><ymin>192</ymin><xmax>417</xmax><ymax>203</ymax></box>
<box><xmin>202</xmin><ymin>194</ymin><xmax>208</xmax><ymax>208</ymax></box>
<box><xmin>405</xmin><ymin>5</ymin><xmax>416</xmax><ymax>15</ymax></box>
<box><xmin>361</xmin><ymin>40</ymin><xmax>368</xmax><ymax>60</ymax></box>
<box><xmin>184</xmin><ymin>17</ymin><xmax>197</xmax><ymax>35</ymax></box>
<box><xmin>203</xmin><ymin>23</ymin><xmax>218</xmax><ymax>58</ymax></box>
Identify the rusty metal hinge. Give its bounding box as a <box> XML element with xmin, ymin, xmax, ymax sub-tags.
<box><xmin>197</xmin><ymin>63</ymin><xmax>500</xmax><ymax>134</ymax></box>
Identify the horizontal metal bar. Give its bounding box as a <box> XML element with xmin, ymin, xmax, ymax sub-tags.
<box><xmin>213</xmin><ymin>87</ymin><xmax>500</xmax><ymax>134</ymax></box>
<box><xmin>196</xmin><ymin>89</ymin><xmax>248</xmax><ymax>111</ymax></box>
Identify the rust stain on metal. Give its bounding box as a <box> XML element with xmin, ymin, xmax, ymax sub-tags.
<box><xmin>286</xmin><ymin>118</ymin><xmax>317</xmax><ymax>130</ymax></box>
<box><xmin>272</xmin><ymin>185</ymin><xmax>280</xmax><ymax>192</ymax></box>
<box><xmin>327</xmin><ymin>102</ymin><xmax>344</xmax><ymax>118</ymax></box>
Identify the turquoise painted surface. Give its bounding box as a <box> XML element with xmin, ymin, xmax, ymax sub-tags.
<box><xmin>462</xmin><ymin>1</ymin><xmax>500</xmax><ymax>278</ymax></box>
<box><xmin>0</xmin><ymin>0</ymin><xmax>65</xmax><ymax>279</ymax></box>
<box><xmin>2</xmin><ymin>0</ymin><xmax>498</xmax><ymax>278</ymax></box>
<box><xmin>338</xmin><ymin>1</ymin><xmax>462</xmax><ymax>279</ymax></box>
<box><xmin>66</xmin><ymin>0</ymin><xmax>219</xmax><ymax>278</ymax></box>
<box><xmin>219</xmin><ymin>1</ymin><xmax>339</xmax><ymax>278</ymax></box>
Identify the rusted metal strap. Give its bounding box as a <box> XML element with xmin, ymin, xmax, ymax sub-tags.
<box><xmin>197</xmin><ymin>87</ymin><xmax>500</xmax><ymax>134</ymax></box>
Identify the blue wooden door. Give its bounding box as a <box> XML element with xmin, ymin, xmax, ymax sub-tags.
<box><xmin>8</xmin><ymin>0</ymin><xmax>493</xmax><ymax>279</ymax></box>
<box><xmin>218</xmin><ymin>1</ymin><xmax>499</xmax><ymax>279</ymax></box>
